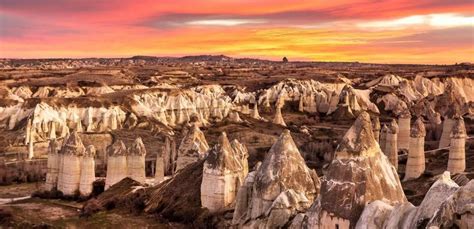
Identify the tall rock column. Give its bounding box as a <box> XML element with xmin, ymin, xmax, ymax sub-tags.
<box><xmin>105</xmin><ymin>140</ymin><xmax>128</xmax><ymax>189</ymax></box>
<box><xmin>45</xmin><ymin>139</ymin><xmax>60</xmax><ymax>190</ymax></box>
<box><xmin>386</xmin><ymin>120</ymin><xmax>399</xmax><ymax>169</ymax></box>
<box><xmin>58</xmin><ymin>132</ymin><xmax>85</xmax><ymax>196</ymax></box>
<box><xmin>447</xmin><ymin>118</ymin><xmax>466</xmax><ymax>174</ymax></box>
<box><xmin>201</xmin><ymin>132</ymin><xmax>246</xmax><ymax>212</ymax></box>
<box><xmin>127</xmin><ymin>137</ymin><xmax>147</xmax><ymax>184</ymax></box>
<box><xmin>405</xmin><ymin>118</ymin><xmax>426</xmax><ymax>180</ymax></box>
<box><xmin>439</xmin><ymin>117</ymin><xmax>455</xmax><ymax>148</ymax></box>
<box><xmin>79</xmin><ymin>145</ymin><xmax>96</xmax><ymax>196</ymax></box>
<box><xmin>397</xmin><ymin>111</ymin><xmax>411</xmax><ymax>150</ymax></box>
<box><xmin>272</xmin><ymin>107</ymin><xmax>287</xmax><ymax>126</ymax></box>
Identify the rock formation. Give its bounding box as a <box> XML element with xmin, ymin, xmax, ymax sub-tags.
<box><xmin>427</xmin><ymin>179</ymin><xmax>474</xmax><ymax>228</ymax></box>
<box><xmin>201</xmin><ymin>132</ymin><xmax>247</xmax><ymax>212</ymax></box>
<box><xmin>176</xmin><ymin>123</ymin><xmax>209</xmax><ymax>170</ymax></box>
<box><xmin>272</xmin><ymin>107</ymin><xmax>287</xmax><ymax>126</ymax></box>
<box><xmin>307</xmin><ymin>111</ymin><xmax>406</xmax><ymax>228</ymax></box>
<box><xmin>57</xmin><ymin>132</ymin><xmax>85</xmax><ymax>196</ymax></box>
<box><xmin>405</xmin><ymin>117</ymin><xmax>426</xmax><ymax>180</ymax></box>
<box><xmin>385</xmin><ymin>119</ymin><xmax>399</xmax><ymax>169</ymax></box>
<box><xmin>447</xmin><ymin>117</ymin><xmax>467</xmax><ymax>174</ymax></box>
<box><xmin>397</xmin><ymin>110</ymin><xmax>411</xmax><ymax>150</ymax></box>
<box><xmin>162</xmin><ymin>135</ymin><xmax>177</xmax><ymax>176</ymax></box>
<box><xmin>439</xmin><ymin>117</ymin><xmax>456</xmax><ymax>148</ymax></box>
<box><xmin>380</xmin><ymin>124</ymin><xmax>387</xmax><ymax>156</ymax></box>
<box><xmin>372</xmin><ymin>116</ymin><xmax>381</xmax><ymax>143</ymax></box>
<box><xmin>251</xmin><ymin>102</ymin><xmax>263</xmax><ymax>120</ymax></box>
<box><xmin>230</xmin><ymin>139</ymin><xmax>249</xmax><ymax>176</ymax></box>
<box><xmin>45</xmin><ymin>139</ymin><xmax>60</xmax><ymax>190</ymax></box>
<box><xmin>105</xmin><ymin>140</ymin><xmax>128</xmax><ymax>189</ymax></box>
<box><xmin>79</xmin><ymin>145</ymin><xmax>96</xmax><ymax>196</ymax></box>
<box><xmin>232</xmin><ymin>130</ymin><xmax>320</xmax><ymax>228</ymax></box>
<box><xmin>228</xmin><ymin>110</ymin><xmax>243</xmax><ymax>123</ymax></box>
<box><xmin>127</xmin><ymin>137</ymin><xmax>146</xmax><ymax>184</ymax></box>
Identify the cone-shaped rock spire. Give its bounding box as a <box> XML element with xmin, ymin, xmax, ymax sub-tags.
<box><xmin>201</xmin><ymin>132</ymin><xmax>248</xmax><ymax>212</ymax></box>
<box><xmin>232</xmin><ymin>130</ymin><xmax>319</xmax><ymax>227</ymax></box>
<box><xmin>127</xmin><ymin>137</ymin><xmax>146</xmax><ymax>184</ymax></box>
<box><xmin>307</xmin><ymin>111</ymin><xmax>406</xmax><ymax>228</ymax></box>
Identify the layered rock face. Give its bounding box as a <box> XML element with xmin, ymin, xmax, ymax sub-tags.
<box><xmin>232</xmin><ymin>130</ymin><xmax>320</xmax><ymax>228</ymax></box>
<box><xmin>385</xmin><ymin>119</ymin><xmax>399</xmax><ymax>169</ymax></box>
<box><xmin>200</xmin><ymin>132</ymin><xmax>248</xmax><ymax>212</ymax></box>
<box><xmin>405</xmin><ymin>118</ymin><xmax>426</xmax><ymax>181</ymax></box>
<box><xmin>57</xmin><ymin>132</ymin><xmax>85</xmax><ymax>196</ymax></box>
<box><xmin>105</xmin><ymin>140</ymin><xmax>128</xmax><ymax>189</ymax></box>
<box><xmin>307</xmin><ymin>112</ymin><xmax>406</xmax><ymax>228</ymax></box>
<box><xmin>397</xmin><ymin>111</ymin><xmax>411</xmax><ymax>150</ymax></box>
<box><xmin>176</xmin><ymin>123</ymin><xmax>209</xmax><ymax>170</ymax></box>
<box><xmin>447</xmin><ymin>118</ymin><xmax>467</xmax><ymax>174</ymax></box>
<box><xmin>127</xmin><ymin>138</ymin><xmax>147</xmax><ymax>184</ymax></box>
<box><xmin>79</xmin><ymin>145</ymin><xmax>96</xmax><ymax>196</ymax></box>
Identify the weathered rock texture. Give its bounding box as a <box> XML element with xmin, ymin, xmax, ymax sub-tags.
<box><xmin>45</xmin><ymin>139</ymin><xmax>60</xmax><ymax>190</ymax></box>
<box><xmin>397</xmin><ymin>111</ymin><xmax>411</xmax><ymax>150</ymax></box>
<box><xmin>427</xmin><ymin>179</ymin><xmax>474</xmax><ymax>228</ymax></box>
<box><xmin>360</xmin><ymin>171</ymin><xmax>467</xmax><ymax>229</ymax></box>
<box><xmin>439</xmin><ymin>117</ymin><xmax>455</xmax><ymax>148</ymax></box>
<box><xmin>79</xmin><ymin>145</ymin><xmax>96</xmax><ymax>196</ymax></box>
<box><xmin>127</xmin><ymin>137</ymin><xmax>146</xmax><ymax>184</ymax></box>
<box><xmin>232</xmin><ymin>130</ymin><xmax>320</xmax><ymax>228</ymax></box>
<box><xmin>162</xmin><ymin>135</ymin><xmax>177</xmax><ymax>176</ymax></box>
<box><xmin>57</xmin><ymin>132</ymin><xmax>85</xmax><ymax>196</ymax></box>
<box><xmin>176</xmin><ymin>123</ymin><xmax>209</xmax><ymax>170</ymax></box>
<box><xmin>386</xmin><ymin>120</ymin><xmax>399</xmax><ymax>169</ymax></box>
<box><xmin>405</xmin><ymin>118</ymin><xmax>426</xmax><ymax>181</ymax></box>
<box><xmin>307</xmin><ymin>112</ymin><xmax>406</xmax><ymax>228</ymax></box>
<box><xmin>447</xmin><ymin>117</ymin><xmax>467</xmax><ymax>174</ymax></box>
<box><xmin>272</xmin><ymin>107</ymin><xmax>287</xmax><ymax>126</ymax></box>
<box><xmin>200</xmin><ymin>132</ymin><xmax>248</xmax><ymax>212</ymax></box>
<box><xmin>105</xmin><ymin>140</ymin><xmax>128</xmax><ymax>190</ymax></box>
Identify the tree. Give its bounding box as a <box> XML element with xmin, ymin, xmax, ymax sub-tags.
<box><xmin>282</xmin><ymin>57</ymin><xmax>288</xmax><ymax>63</ymax></box>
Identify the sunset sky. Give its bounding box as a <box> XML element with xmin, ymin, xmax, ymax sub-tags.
<box><xmin>0</xmin><ymin>0</ymin><xmax>473</xmax><ymax>64</ymax></box>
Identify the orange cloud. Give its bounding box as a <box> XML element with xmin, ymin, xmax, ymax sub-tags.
<box><xmin>0</xmin><ymin>0</ymin><xmax>473</xmax><ymax>63</ymax></box>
